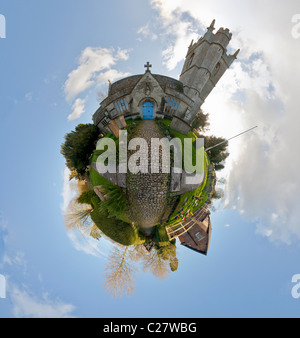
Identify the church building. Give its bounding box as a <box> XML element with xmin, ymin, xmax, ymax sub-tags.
<box><xmin>93</xmin><ymin>20</ymin><xmax>239</xmax><ymax>137</ymax></box>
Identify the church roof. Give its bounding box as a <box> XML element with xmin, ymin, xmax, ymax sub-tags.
<box><xmin>109</xmin><ymin>73</ymin><xmax>183</xmax><ymax>96</ymax></box>
<box><xmin>109</xmin><ymin>75</ymin><xmax>143</xmax><ymax>96</ymax></box>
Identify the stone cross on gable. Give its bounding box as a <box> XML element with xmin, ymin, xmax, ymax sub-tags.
<box><xmin>144</xmin><ymin>61</ymin><xmax>152</xmax><ymax>72</ymax></box>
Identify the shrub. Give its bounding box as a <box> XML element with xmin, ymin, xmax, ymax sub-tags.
<box><xmin>98</xmin><ymin>185</ymin><xmax>127</xmax><ymax>221</ymax></box>
<box><xmin>154</xmin><ymin>225</ymin><xmax>170</xmax><ymax>247</ymax></box>
<box><xmin>61</xmin><ymin>124</ymin><xmax>100</xmax><ymax>179</ymax></box>
<box><xmin>77</xmin><ymin>190</ymin><xmax>100</xmax><ymax>209</ymax></box>
<box><xmin>90</xmin><ymin>210</ymin><xmax>145</xmax><ymax>246</ymax></box>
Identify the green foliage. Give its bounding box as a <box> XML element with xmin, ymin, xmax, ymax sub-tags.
<box><xmin>214</xmin><ymin>163</ymin><xmax>225</xmax><ymax>171</ymax></box>
<box><xmin>77</xmin><ymin>185</ymin><xmax>135</xmax><ymax>244</ymax></box>
<box><xmin>211</xmin><ymin>189</ymin><xmax>224</xmax><ymax>200</ymax></box>
<box><xmin>204</xmin><ymin>135</ymin><xmax>229</xmax><ymax>169</ymax></box>
<box><xmin>77</xmin><ymin>190</ymin><xmax>99</xmax><ymax>209</ymax></box>
<box><xmin>155</xmin><ymin>241</ymin><xmax>178</xmax><ymax>272</ymax></box>
<box><xmin>84</xmin><ymin>168</ymin><xmax>130</xmax><ymax>223</ymax></box>
<box><xmin>154</xmin><ymin>224</ymin><xmax>170</xmax><ymax>247</ymax></box>
<box><xmin>61</xmin><ymin>124</ymin><xmax>100</xmax><ymax>179</ymax></box>
<box><xmin>89</xmin><ymin>143</ymin><xmax>130</xmax><ymax>223</ymax></box>
<box><xmin>191</xmin><ymin>110</ymin><xmax>210</xmax><ymax>131</ymax></box>
<box><xmin>98</xmin><ymin>185</ymin><xmax>128</xmax><ymax>222</ymax></box>
<box><xmin>170</xmin><ymin>257</ymin><xmax>179</xmax><ymax>272</ymax></box>
<box><xmin>124</xmin><ymin>119</ymin><xmax>134</xmax><ymax>125</ymax></box>
<box><xmin>90</xmin><ymin>210</ymin><xmax>145</xmax><ymax>246</ymax></box>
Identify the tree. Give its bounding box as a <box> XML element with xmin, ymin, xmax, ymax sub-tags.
<box><xmin>61</xmin><ymin>124</ymin><xmax>100</xmax><ymax>180</ymax></box>
<box><xmin>192</xmin><ymin>109</ymin><xmax>210</xmax><ymax>131</ymax></box>
<box><xmin>103</xmin><ymin>242</ymin><xmax>179</xmax><ymax>297</ymax></box>
<box><xmin>157</xmin><ymin>242</ymin><xmax>178</xmax><ymax>272</ymax></box>
<box><xmin>211</xmin><ymin>189</ymin><xmax>224</xmax><ymax>200</ymax></box>
<box><xmin>104</xmin><ymin>246</ymin><xmax>136</xmax><ymax>298</ymax></box>
<box><xmin>170</xmin><ymin>257</ymin><xmax>179</xmax><ymax>272</ymax></box>
<box><xmin>90</xmin><ymin>224</ymin><xmax>102</xmax><ymax>240</ymax></box>
<box><xmin>97</xmin><ymin>185</ymin><xmax>127</xmax><ymax>221</ymax></box>
<box><xmin>64</xmin><ymin>198</ymin><xmax>94</xmax><ymax>235</ymax></box>
<box><xmin>204</xmin><ymin>135</ymin><xmax>229</xmax><ymax>170</ymax></box>
<box><xmin>142</xmin><ymin>247</ymin><xmax>171</xmax><ymax>280</ymax></box>
<box><xmin>141</xmin><ymin>243</ymin><xmax>179</xmax><ymax>279</ymax></box>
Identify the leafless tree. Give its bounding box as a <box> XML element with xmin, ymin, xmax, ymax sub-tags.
<box><xmin>142</xmin><ymin>247</ymin><xmax>171</xmax><ymax>280</ymax></box>
<box><xmin>103</xmin><ymin>245</ymin><xmax>136</xmax><ymax>298</ymax></box>
<box><xmin>64</xmin><ymin>198</ymin><xmax>94</xmax><ymax>236</ymax></box>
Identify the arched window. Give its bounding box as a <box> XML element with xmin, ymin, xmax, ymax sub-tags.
<box><xmin>213</xmin><ymin>62</ymin><xmax>221</xmax><ymax>76</ymax></box>
<box><xmin>188</xmin><ymin>53</ymin><xmax>195</xmax><ymax>67</ymax></box>
<box><xmin>114</xmin><ymin>97</ymin><xmax>129</xmax><ymax>114</ymax></box>
<box><xmin>164</xmin><ymin>96</ymin><xmax>180</xmax><ymax>114</ymax></box>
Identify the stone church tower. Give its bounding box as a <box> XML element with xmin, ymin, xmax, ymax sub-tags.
<box><xmin>93</xmin><ymin>20</ymin><xmax>239</xmax><ymax>136</ymax></box>
<box><xmin>170</xmin><ymin>20</ymin><xmax>240</xmax><ymax>133</ymax></box>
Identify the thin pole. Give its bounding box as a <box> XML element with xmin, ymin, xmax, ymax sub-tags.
<box><xmin>205</xmin><ymin>126</ymin><xmax>258</xmax><ymax>152</ymax></box>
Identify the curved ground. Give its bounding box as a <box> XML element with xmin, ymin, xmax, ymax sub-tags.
<box><xmin>126</xmin><ymin>120</ymin><xmax>170</xmax><ymax>235</ymax></box>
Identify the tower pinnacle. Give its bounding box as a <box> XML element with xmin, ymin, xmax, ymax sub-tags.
<box><xmin>233</xmin><ymin>49</ymin><xmax>240</xmax><ymax>58</ymax></box>
<box><xmin>208</xmin><ymin>19</ymin><xmax>215</xmax><ymax>30</ymax></box>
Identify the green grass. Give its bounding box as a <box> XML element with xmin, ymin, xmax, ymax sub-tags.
<box><xmin>89</xmin><ymin>166</ymin><xmax>114</xmax><ymax>188</ymax></box>
<box><xmin>89</xmin><ymin>166</ymin><xmax>133</xmax><ymax>223</ymax></box>
<box><xmin>160</xmin><ymin>119</ymin><xmax>197</xmax><ymax>141</ymax></box>
<box><xmin>89</xmin><ymin>134</ymin><xmax>130</xmax><ymax>223</ymax></box>
<box><xmin>89</xmin><ymin>132</ymin><xmax>119</xmax><ymax>189</ymax></box>
<box><xmin>125</xmin><ymin>118</ymin><xmax>134</xmax><ymax>125</ymax></box>
<box><xmin>159</xmin><ymin>119</ymin><xmax>204</xmax><ymax>174</ymax></box>
<box><xmin>167</xmin><ymin>154</ymin><xmax>211</xmax><ymax>226</ymax></box>
<box><xmin>158</xmin><ymin>119</ymin><xmax>210</xmax><ymax>225</ymax></box>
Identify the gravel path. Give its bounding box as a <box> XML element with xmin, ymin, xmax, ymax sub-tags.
<box><xmin>126</xmin><ymin>120</ymin><xmax>170</xmax><ymax>235</ymax></box>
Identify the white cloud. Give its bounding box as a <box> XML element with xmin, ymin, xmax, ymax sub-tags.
<box><xmin>162</xmin><ymin>20</ymin><xmax>200</xmax><ymax>70</ymax></box>
<box><xmin>149</xmin><ymin>0</ymin><xmax>300</xmax><ymax>244</ymax></box>
<box><xmin>67</xmin><ymin>97</ymin><xmax>86</xmax><ymax>121</ymax></box>
<box><xmin>1</xmin><ymin>252</ymin><xmax>27</xmax><ymax>271</ymax></box>
<box><xmin>137</xmin><ymin>23</ymin><xmax>158</xmax><ymax>41</ymax></box>
<box><xmin>25</xmin><ymin>92</ymin><xmax>33</xmax><ymax>102</ymax></box>
<box><xmin>97</xmin><ymin>68</ymin><xmax>130</xmax><ymax>86</ymax></box>
<box><xmin>64</xmin><ymin>46</ymin><xmax>131</xmax><ymax>120</ymax></box>
<box><xmin>67</xmin><ymin>230</ymin><xmax>107</xmax><ymax>258</ymax></box>
<box><xmin>64</xmin><ymin>47</ymin><xmax>129</xmax><ymax>102</ymax></box>
<box><xmin>10</xmin><ymin>285</ymin><xmax>76</xmax><ymax>318</ymax></box>
<box><xmin>60</xmin><ymin>168</ymin><xmax>78</xmax><ymax>212</ymax></box>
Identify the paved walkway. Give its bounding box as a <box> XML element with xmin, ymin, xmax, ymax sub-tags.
<box><xmin>126</xmin><ymin>120</ymin><xmax>170</xmax><ymax>235</ymax></box>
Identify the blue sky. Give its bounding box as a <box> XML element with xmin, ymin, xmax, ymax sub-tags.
<box><xmin>1</xmin><ymin>0</ymin><xmax>300</xmax><ymax>318</ymax></box>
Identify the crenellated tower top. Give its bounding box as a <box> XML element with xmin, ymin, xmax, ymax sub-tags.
<box><xmin>179</xmin><ymin>19</ymin><xmax>239</xmax><ymax>105</ymax></box>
